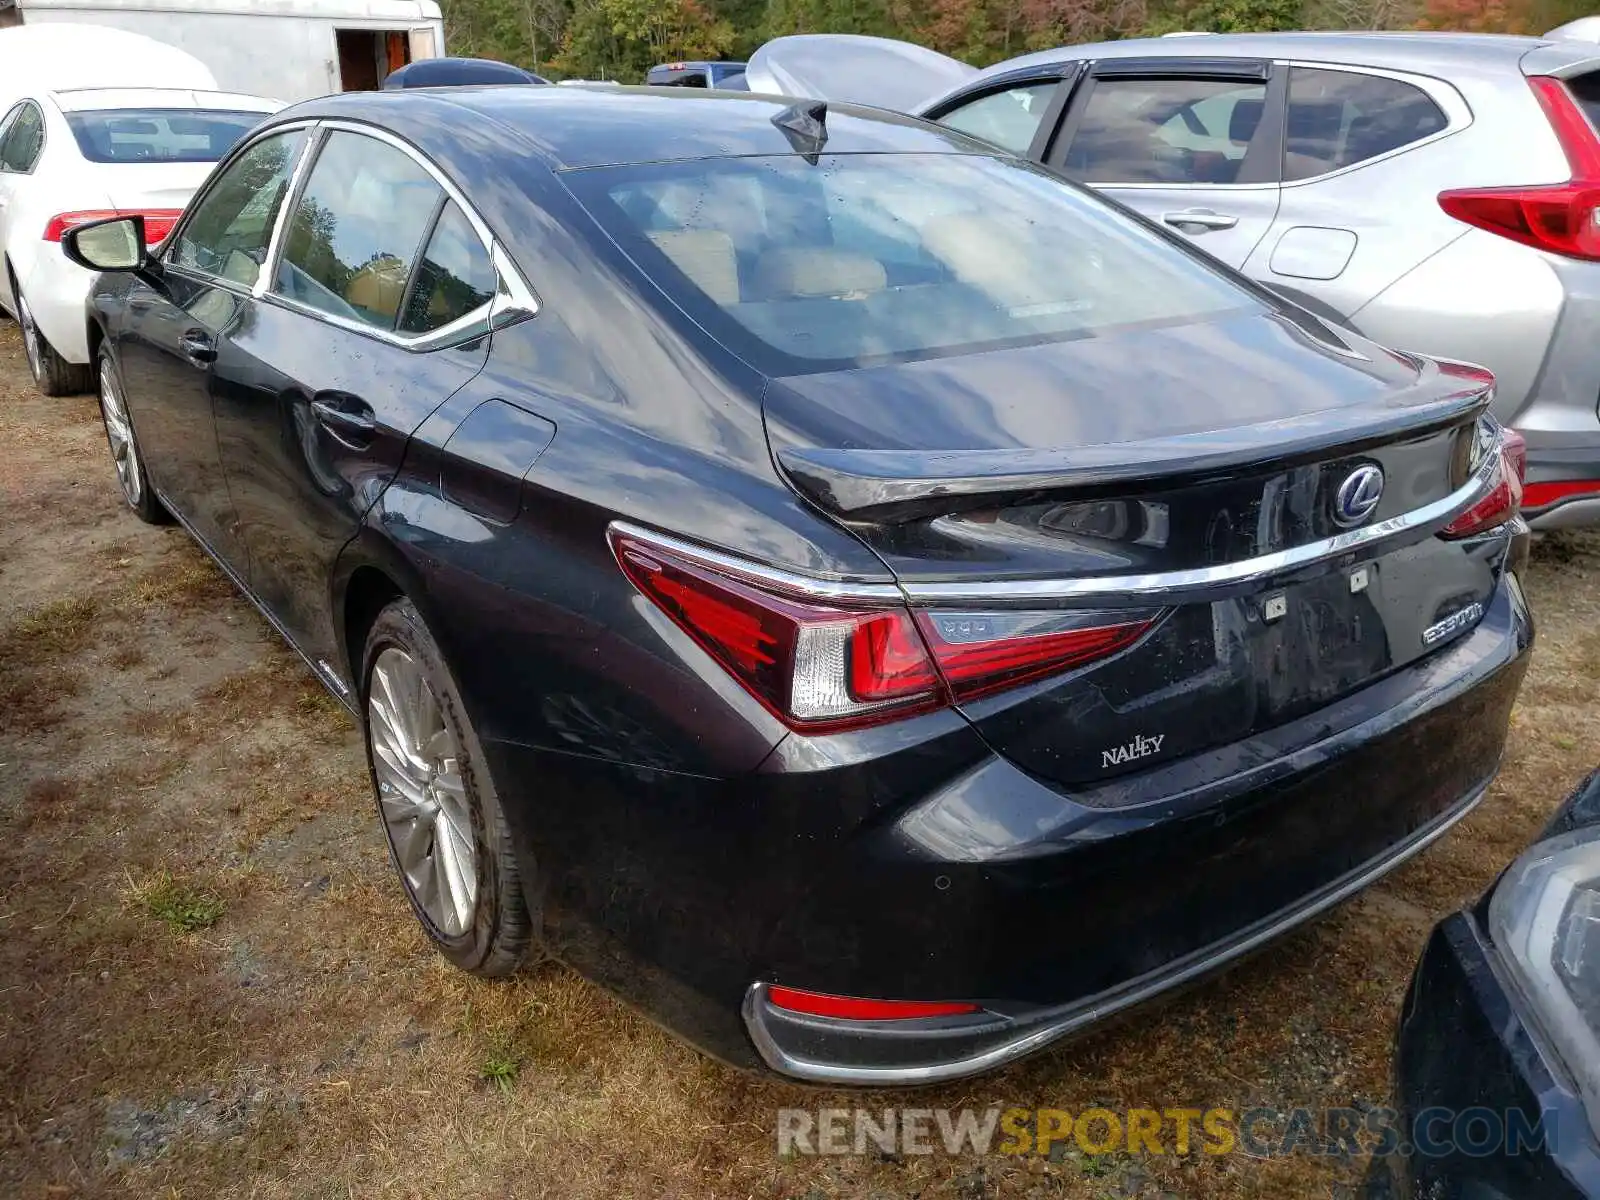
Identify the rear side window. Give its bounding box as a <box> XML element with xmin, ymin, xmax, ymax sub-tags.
<box><xmin>936</xmin><ymin>82</ymin><xmax>1058</xmax><ymax>154</ymax></box>
<box><xmin>567</xmin><ymin>152</ymin><xmax>1254</xmax><ymax>373</ymax></box>
<box><xmin>64</xmin><ymin>109</ymin><xmax>264</xmax><ymax>164</ymax></box>
<box><xmin>1063</xmin><ymin>77</ymin><xmax>1269</xmax><ymax>184</ymax></box>
<box><xmin>399</xmin><ymin>200</ymin><xmax>497</xmax><ymax>334</ymax></box>
<box><xmin>275</xmin><ymin>130</ymin><xmax>443</xmax><ymax>331</ymax></box>
<box><xmin>170</xmin><ymin>128</ymin><xmax>306</xmax><ymax>288</ymax></box>
<box><xmin>1284</xmin><ymin>68</ymin><xmax>1448</xmax><ymax>182</ymax></box>
<box><xmin>0</xmin><ymin>102</ymin><xmax>45</xmax><ymax>173</ymax></box>
<box><xmin>1565</xmin><ymin>71</ymin><xmax>1600</xmax><ymax>132</ymax></box>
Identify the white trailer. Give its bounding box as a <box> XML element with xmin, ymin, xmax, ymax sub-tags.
<box><xmin>10</xmin><ymin>0</ymin><xmax>445</xmax><ymax>102</ymax></box>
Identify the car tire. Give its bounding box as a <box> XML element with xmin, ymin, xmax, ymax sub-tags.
<box><xmin>361</xmin><ymin>598</ymin><xmax>534</xmax><ymax>977</ymax></box>
<box><xmin>96</xmin><ymin>349</ymin><xmax>168</xmax><ymax>525</ymax></box>
<box><xmin>16</xmin><ymin>281</ymin><xmax>93</xmax><ymax>397</ymax></box>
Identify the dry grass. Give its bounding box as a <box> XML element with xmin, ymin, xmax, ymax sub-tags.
<box><xmin>2</xmin><ymin>313</ymin><xmax>1599</xmax><ymax>1200</ymax></box>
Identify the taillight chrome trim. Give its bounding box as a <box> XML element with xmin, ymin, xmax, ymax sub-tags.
<box><xmin>612</xmin><ymin>442</ymin><xmax>1502</xmax><ymax>612</ymax></box>
<box><xmin>607</xmin><ymin>520</ymin><xmax>904</xmax><ymax>604</ymax></box>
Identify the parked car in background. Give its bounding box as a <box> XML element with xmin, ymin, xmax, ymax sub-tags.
<box><xmin>382</xmin><ymin>57</ymin><xmax>546</xmax><ymax>89</ymax></box>
<box><xmin>0</xmin><ymin>21</ymin><xmax>218</xmax><ymax>117</ymax></box>
<box><xmin>0</xmin><ymin>84</ymin><xmax>279</xmax><ymax>393</ymax></box>
<box><xmin>1380</xmin><ymin>769</ymin><xmax>1600</xmax><ymax>1198</ymax></box>
<box><xmin>750</xmin><ymin>31</ymin><xmax>1600</xmax><ymax>529</ymax></box>
<box><xmin>646</xmin><ymin>60</ymin><xmax>748</xmax><ymax>90</ymax></box>
<box><xmin>69</xmin><ymin>85</ymin><xmax>1530</xmax><ymax>1083</ymax></box>
<box><xmin>8</xmin><ymin>0</ymin><xmax>446</xmax><ymax>102</ymax></box>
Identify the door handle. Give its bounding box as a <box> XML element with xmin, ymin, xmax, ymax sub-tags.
<box><xmin>180</xmin><ymin>330</ymin><xmax>216</xmax><ymax>365</ymax></box>
<box><xmin>310</xmin><ymin>394</ymin><xmax>377</xmax><ymax>449</ymax></box>
<box><xmin>1162</xmin><ymin>209</ymin><xmax>1239</xmax><ymax>231</ymax></box>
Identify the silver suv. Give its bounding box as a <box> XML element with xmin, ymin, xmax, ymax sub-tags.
<box><xmin>749</xmin><ymin>32</ymin><xmax>1600</xmax><ymax>527</ymax></box>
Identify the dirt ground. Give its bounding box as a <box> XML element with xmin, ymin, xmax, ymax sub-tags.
<box><xmin>3</xmin><ymin>315</ymin><xmax>1599</xmax><ymax>1200</ymax></box>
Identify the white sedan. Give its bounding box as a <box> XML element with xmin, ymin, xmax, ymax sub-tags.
<box><xmin>0</xmin><ymin>87</ymin><xmax>280</xmax><ymax>395</ymax></box>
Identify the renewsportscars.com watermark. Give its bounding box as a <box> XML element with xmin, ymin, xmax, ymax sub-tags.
<box><xmin>777</xmin><ymin>1105</ymin><xmax>1561</xmax><ymax>1160</ymax></box>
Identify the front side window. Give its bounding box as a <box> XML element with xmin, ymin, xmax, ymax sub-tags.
<box><xmin>567</xmin><ymin>152</ymin><xmax>1254</xmax><ymax>373</ymax></box>
<box><xmin>170</xmin><ymin>128</ymin><xmax>307</xmax><ymax>288</ymax></box>
<box><xmin>1063</xmin><ymin>77</ymin><xmax>1268</xmax><ymax>185</ymax></box>
<box><xmin>1284</xmin><ymin>68</ymin><xmax>1448</xmax><ymax>182</ymax></box>
<box><xmin>274</xmin><ymin>130</ymin><xmax>443</xmax><ymax>331</ymax></box>
<box><xmin>399</xmin><ymin>200</ymin><xmax>496</xmax><ymax>335</ymax></box>
<box><xmin>936</xmin><ymin>82</ymin><xmax>1058</xmax><ymax>154</ymax></box>
<box><xmin>64</xmin><ymin>109</ymin><xmax>265</xmax><ymax>164</ymax></box>
<box><xmin>0</xmin><ymin>103</ymin><xmax>45</xmax><ymax>173</ymax></box>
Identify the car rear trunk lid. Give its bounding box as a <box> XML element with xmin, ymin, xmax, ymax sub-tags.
<box><xmin>765</xmin><ymin>310</ymin><xmax>1506</xmax><ymax>790</ymax></box>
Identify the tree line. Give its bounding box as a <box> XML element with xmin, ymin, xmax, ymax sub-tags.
<box><xmin>441</xmin><ymin>0</ymin><xmax>1599</xmax><ymax>84</ymax></box>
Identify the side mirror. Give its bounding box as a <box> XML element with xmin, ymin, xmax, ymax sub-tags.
<box><xmin>61</xmin><ymin>215</ymin><xmax>150</xmax><ymax>273</ymax></box>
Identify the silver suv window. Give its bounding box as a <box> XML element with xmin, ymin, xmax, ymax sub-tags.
<box><xmin>1284</xmin><ymin>67</ymin><xmax>1448</xmax><ymax>182</ymax></box>
<box><xmin>937</xmin><ymin>82</ymin><xmax>1057</xmax><ymax>154</ymax></box>
<box><xmin>1063</xmin><ymin>77</ymin><xmax>1268</xmax><ymax>185</ymax></box>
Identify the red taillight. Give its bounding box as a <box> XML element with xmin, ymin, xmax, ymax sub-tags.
<box><xmin>610</xmin><ymin>529</ymin><xmax>1160</xmax><ymax>733</ymax></box>
<box><xmin>1443</xmin><ymin>427</ymin><xmax>1526</xmax><ymax>538</ymax></box>
<box><xmin>916</xmin><ymin>610</ymin><xmax>1155</xmax><ymax>702</ymax></box>
<box><xmin>44</xmin><ymin>209</ymin><xmax>182</xmax><ymax>247</ymax></box>
<box><xmin>1438</xmin><ymin>77</ymin><xmax>1600</xmax><ymax>261</ymax></box>
<box><xmin>766</xmin><ymin>985</ymin><xmax>982</xmax><ymax>1021</ymax></box>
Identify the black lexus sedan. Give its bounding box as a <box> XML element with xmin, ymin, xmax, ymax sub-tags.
<box><xmin>1377</xmin><ymin>771</ymin><xmax>1600</xmax><ymax>1198</ymax></box>
<box><xmin>63</xmin><ymin>83</ymin><xmax>1533</xmax><ymax>1084</ymax></box>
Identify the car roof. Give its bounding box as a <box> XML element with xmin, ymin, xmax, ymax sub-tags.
<box><xmin>273</xmin><ymin>84</ymin><xmax>976</xmax><ymax>170</ymax></box>
<box><xmin>958</xmin><ymin>29</ymin><xmax>1591</xmax><ymax>85</ymax></box>
<box><xmin>49</xmin><ymin>87</ymin><xmax>282</xmax><ymax>113</ymax></box>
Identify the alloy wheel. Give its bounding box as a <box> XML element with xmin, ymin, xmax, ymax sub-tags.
<box><xmin>99</xmin><ymin>362</ymin><xmax>142</xmax><ymax>508</ymax></box>
<box><xmin>368</xmin><ymin>647</ymin><xmax>478</xmax><ymax>937</ymax></box>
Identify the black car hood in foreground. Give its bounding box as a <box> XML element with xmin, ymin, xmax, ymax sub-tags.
<box><xmin>765</xmin><ymin>308</ymin><xmax>1490</xmax><ymax>520</ymax></box>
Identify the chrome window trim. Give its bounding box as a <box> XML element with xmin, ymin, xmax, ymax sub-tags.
<box><xmin>612</xmin><ymin>447</ymin><xmax>1499</xmax><ymax>608</ymax></box>
<box><xmin>251</xmin><ymin>121</ymin><xmax>323</xmax><ymax>301</ymax></box>
<box><xmin>250</xmin><ymin>118</ymin><xmax>540</xmax><ymax>351</ymax></box>
<box><xmin>1275</xmin><ymin>59</ymin><xmax>1472</xmax><ymax>189</ymax></box>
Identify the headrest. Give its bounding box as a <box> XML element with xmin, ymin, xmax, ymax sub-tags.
<box><xmin>646</xmin><ymin>229</ymin><xmax>740</xmax><ymax>305</ymax></box>
<box><xmin>750</xmin><ymin>248</ymin><xmax>886</xmax><ymax>298</ymax></box>
<box><xmin>1229</xmin><ymin>98</ymin><xmax>1264</xmax><ymax>144</ymax></box>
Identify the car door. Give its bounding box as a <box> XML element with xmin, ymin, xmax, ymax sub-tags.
<box><xmin>1239</xmin><ymin>64</ymin><xmax>1464</xmax><ymax>322</ymax></box>
<box><xmin>115</xmin><ymin>126</ymin><xmax>312</xmax><ymax>567</ymax></box>
<box><xmin>210</xmin><ymin>125</ymin><xmax>493</xmax><ymax>678</ymax></box>
<box><xmin>1045</xmin><ymin>59</ymin><xmax>1284</xmax><ymax>270</ymax></box>
<box><xmin>0</xmin><ymin>100</ymin><xmax>46</xmax><ymax>312</ymax></box>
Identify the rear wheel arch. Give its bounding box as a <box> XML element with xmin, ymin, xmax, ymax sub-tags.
<box><xmin>341</xmin><ymin>563</ymin><xmax>406</xmax><ymax>701</ymax></box>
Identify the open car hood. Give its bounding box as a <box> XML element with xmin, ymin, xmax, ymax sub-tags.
<box><xmin>743</xmin><ymin>34</ymin><xmax>977</xmax><ymax>111</ymax></box>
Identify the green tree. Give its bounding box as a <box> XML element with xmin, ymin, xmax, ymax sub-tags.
<box><xmin>558</xmin><ymin>0</ymin><xmax>734</xmax><ymax>80</ymax></box>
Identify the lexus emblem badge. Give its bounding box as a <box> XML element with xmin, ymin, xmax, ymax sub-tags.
<box><xmin>1334</xmin><ymin>464</ymin><xmax>1385</xmax><ymax>528</ymax></box>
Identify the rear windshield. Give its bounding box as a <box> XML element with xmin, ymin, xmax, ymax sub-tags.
<box><xmin>564</xmin><ymin>152</ymin><xmax>1256</xmax><ymax>373</ymax></box>
<box><xmin>65</xmin><ymin>109</ymin><xmax>265</xmax><ymax>164</ymax></box>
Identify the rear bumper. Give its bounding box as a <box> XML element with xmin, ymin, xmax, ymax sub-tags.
<box><xmin>747</xmin><ymin>780</ymin><xmax>1492</xmax><ymax>1085</ymax></box>
<box><xmin>19</xmin><ymin>248</ymin><xmax>94</xmax><ymax>364</ymax></box>
<box><xmin>1522</xmin><ymin>435</ymin><xmax>1600</xmax><ymax>528</ymax></box>
<box><xmin>745</xmin><ymin>572</ymin><xmax>1532</xmax><ymax>1084</ymax></box>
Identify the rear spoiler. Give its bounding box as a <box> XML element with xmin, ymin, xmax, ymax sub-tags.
<box><xmin>776</xmin><ymin>380</ymin><xmax>1493</xmax><ymax>522</ymax></box>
